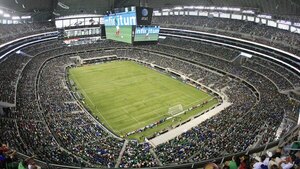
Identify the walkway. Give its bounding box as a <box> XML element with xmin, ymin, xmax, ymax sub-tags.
<box><xmin>149</xmin><ymin>101</ymin><xmax>232</xmax><ymax>146</ymax></box>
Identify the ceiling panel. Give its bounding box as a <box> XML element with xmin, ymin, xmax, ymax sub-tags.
<box><xmin>53</xmin><ymin>0</ymin><xmax>112</xmax><ymax>16</ymax></box>
<box><xmin>0</xmin><ymin>0</ymin><xmax>299</xmax><ymax>18</ymax></box>
<box><xmin>0</xmin><ymin>0</ymin><xmax>55</xmax><ymax>13</ymax></box>
<box><xmin>115</xmin><ymin>0</ymin><xmax>300</xmax><ymax>16</ymax></box>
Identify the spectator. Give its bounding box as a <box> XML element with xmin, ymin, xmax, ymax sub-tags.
<box><xmin>0</xmin><ymin>24</ymin><xmax>299</xmax><ymax>168</ymax></box>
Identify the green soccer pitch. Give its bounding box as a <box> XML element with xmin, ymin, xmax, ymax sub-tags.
<box><xmin>68</xmin><ymin>61</ymin><xmax>219</xmax><ymax>141</ymax></box>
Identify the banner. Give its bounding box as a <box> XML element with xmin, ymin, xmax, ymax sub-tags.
<box><xmin>104</xmin><ymin>11</ymin><xmax>137</xmax><ymax>26</ymax></box>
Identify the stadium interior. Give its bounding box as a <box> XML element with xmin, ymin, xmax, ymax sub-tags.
<box><xmin>0</xmin><ymin>0</ymin><xmax>300</xmax><ymax>169</ymax></box>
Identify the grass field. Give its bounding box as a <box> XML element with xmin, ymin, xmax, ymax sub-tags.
<box><xmin>105</xmin><ymin>26</ymin><xmax>132</xmax><ymax>44</ymax></box>
<box><xmin>68</xmin><ymin>61</ymin><xmax>218</xmax><ymax>141</ymax></box>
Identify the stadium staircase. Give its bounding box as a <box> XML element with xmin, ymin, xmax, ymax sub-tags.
<box><xmin>150</xmin><ymin>149</ymin><xmax>163</xmax><ymax>166</ymax></box>
<box><xmin>115</xmin><ymin>140</ymin><xmax>129</xmax><ymax>168</ymax></box>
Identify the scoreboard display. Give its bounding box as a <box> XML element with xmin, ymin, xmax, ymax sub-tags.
<box><xmin>104</xmin><ymin>11</ymin><xmax>136</xmax><ymax>44</ymax></box>
<box><xmin>134</xmin><ymin>26</ymin><xmax>160</xmax><ymax>42</ymax></box>
<box><xmin>105</xmin><ymin>25</ymin><xmax>133</xmax><ymax>44</ymax></box>
<box><xmin>103</xmin><ymin>6</ymin><xmax>159</xmax><ymax>44</ymax></box>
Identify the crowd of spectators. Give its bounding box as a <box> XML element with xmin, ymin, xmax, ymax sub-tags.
<box><xmin>290</xmin><ymin>92</ymin><xmax>300</xmax><ymax>102</ymax></box>
<box><xmin>138</xmin><ymin>38</ymin><xmax>300</xmax><ymax>91</ymax></box>
<box><xmin>116</xmin><ymin>41</ymin><xmax>300</xmax><ymax>164</ymax></box>
<box><xmin>0</xmin><ymin>143</ymin><xmax>41</xmax><ymax>169</ymax></box>
<box><xmin>117</xmin><ymin>48</ymin><xmax>224</xmax><ymax>89</ymax></box>
<box><xmin>0</xmin><ymin>33</ymin><xmax>299</xmax><ymax>168</ymax></box>
<box><xmin>120</xmin><ymin>141</ymin><xmax>158</xmax><ymax>168</ymax></box>
<box><xmin>0</xmin><ymin>42</ymin><xmax>98</xmax><ymax>167</ymax></box>
<box><xmin>242</xmin><ymin>59</ymin><xmax>294</xmax><ymax>91</ymax></box>
<box><xmin>159</xmin><ymin>38</ymin><xmax>240</xmax><ymax>61</ymax></box>
<box><xmin>0</xmin><ymin>39</ymin><xmax>65</xmax><ymax>104</ymax></box>
<box><xmin>39</xmin><ymin>55</ymin><xmax>124</xmax><ymax>167</ymax></box>
<box><xmin>0</xmin><ymin>53</ymin><xmax>31</xmax><ymax>103</ymax></box>
<box><xmin>0</xmin><ymin>21</ymin><xmax>57</xmax><ymax>103</ymax></box>
<box><xmin>152</xmin><ymin>16</ymin><xmax>300</xmax><ymax>56</ymax></box>
<box><xmin>120</xmin><ymin>49</ymin><xmax>259</xmax><ymax>163</ymax></box>
<box><xmin>204</xmin><ymin>141</ymin><xmax>300</xmax><ymax>169</ymax></box>
<box><xmin>0</xmin><ymin>22</ymin><xmax>56</xmax><ymax>45</ymax></box>
<box><xmin>249</xmin><ymin>57</ymin><xmax>300</xmax><ymax>88</ymax></box>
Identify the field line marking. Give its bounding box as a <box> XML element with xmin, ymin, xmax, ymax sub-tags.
<box><xmin>70</xmin><ymin>62</ymin><xmax>216</xmax><ymax>136</ymax></box>
<box><xmin>180</xmin><ymin>89</ymin><xmax>207</xmax><ymax>101</ymax></box>
<box><xmin>121</xmin><ymin>107</ymin><xmax>141</xmax><ymax>125</ymax></box>
<box><xmin>184</xmin><ymin>95</ymin><xmax>212</xmax><ymax>108</ymax></box>
<box><xmin>118</xmin><ymin>106</ymin><xmax>168</xmax><ymax>133</ymax></box>
<box><xmin>120</xmin><ymin>91</ymin><xmax>178</xmax><ymax>110</ymax></box>
<box><xmin>180</xmin><ymin>90</ymin><xmax>201</xmax><ymax>100</ymax></box>
<box><xmin>71</xmin><ymin>74</ymin><xmax>117</xmax><ymax>132</ymax></box>
<box><xmin>120</xmin><ymin>95</ymin><xmax>215</xmax><ymax>133</ymax></box>
<box><xmin>118</xmin><ymin>111</ymin><xmax>166</xmax><ymax>132</ymax></box>
<box><xmin>119</xmin><ymin>92</ymin><xmax>209</xmax><ymax>132</ymax></box>
<box><xmin>120</xmin><ymin>95</ymin><xmax>214</xmax><ymax>133</ymax></box>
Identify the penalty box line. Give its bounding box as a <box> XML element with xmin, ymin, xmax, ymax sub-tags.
<box><xmin>118</xmin><ymin>93</ymin><xmax>213</xmax><ymax>133</ymax></box>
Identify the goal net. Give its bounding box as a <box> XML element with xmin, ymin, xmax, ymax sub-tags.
<box><xmin>168</xmin><ymin>104</ymin><xmax>183</xmax><ymax>116</ymax></box>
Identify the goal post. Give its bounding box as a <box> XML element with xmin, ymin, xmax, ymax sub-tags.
<box><xmin>168</xmin><ymin>104</ymin><xmax>183</xmax><ymax>116</ymax></box>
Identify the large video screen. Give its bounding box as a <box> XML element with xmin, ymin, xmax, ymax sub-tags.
<box><xmin>134</xmin><ymin>26</ymin><xmax>160</xmax><ymax>42</ymax></box>
<box><xmin>104</xmin><ymin>11</ymin><xmax>135</xmax><ymax>43</ymax></box>
<box><xmin>105</xmin><ymin>25</ymin><xmax>132</xmax><ymax>43</ymax></box>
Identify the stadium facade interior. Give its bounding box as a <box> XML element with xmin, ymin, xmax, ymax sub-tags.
<box><xmin>0</xmin><ymin>0</ymin><xmax>300</xmax><ymax>168</ymax></box>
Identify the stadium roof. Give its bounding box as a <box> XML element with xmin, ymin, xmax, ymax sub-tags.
<box><xmin>0</xmin><ymin>0</ymin><xmax>299</xmax><ymax>21</ymax></box>
<box><xmin>0</xmin><ymin>0</ymin><xmax>113</xmax><ymax>21</ymax></box>
<box><xmin>116</xmin><ymin>0</ymin><xmax>300</xmax><ymax>16</ymax></box>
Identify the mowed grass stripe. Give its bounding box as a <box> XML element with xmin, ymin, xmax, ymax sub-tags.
<box><xmin>70</xmin><ymin>73</ymin><xmax>117</xmax><ymax>132</ymax></box>
<box><xmin>69</xmin><ymin>61</ymin><xmax>213</xmax><ymax>136</ymax></box>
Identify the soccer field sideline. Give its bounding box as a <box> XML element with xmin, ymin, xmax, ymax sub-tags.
<box><xmin>68</xmin><ymin>61</ymin><xmax>219</xmax><ymax>140</ymax></box>
<box><xmin>71</xmin><ymin>73</ymin><xmax>118</xmax><ymax>132</ymax></box>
